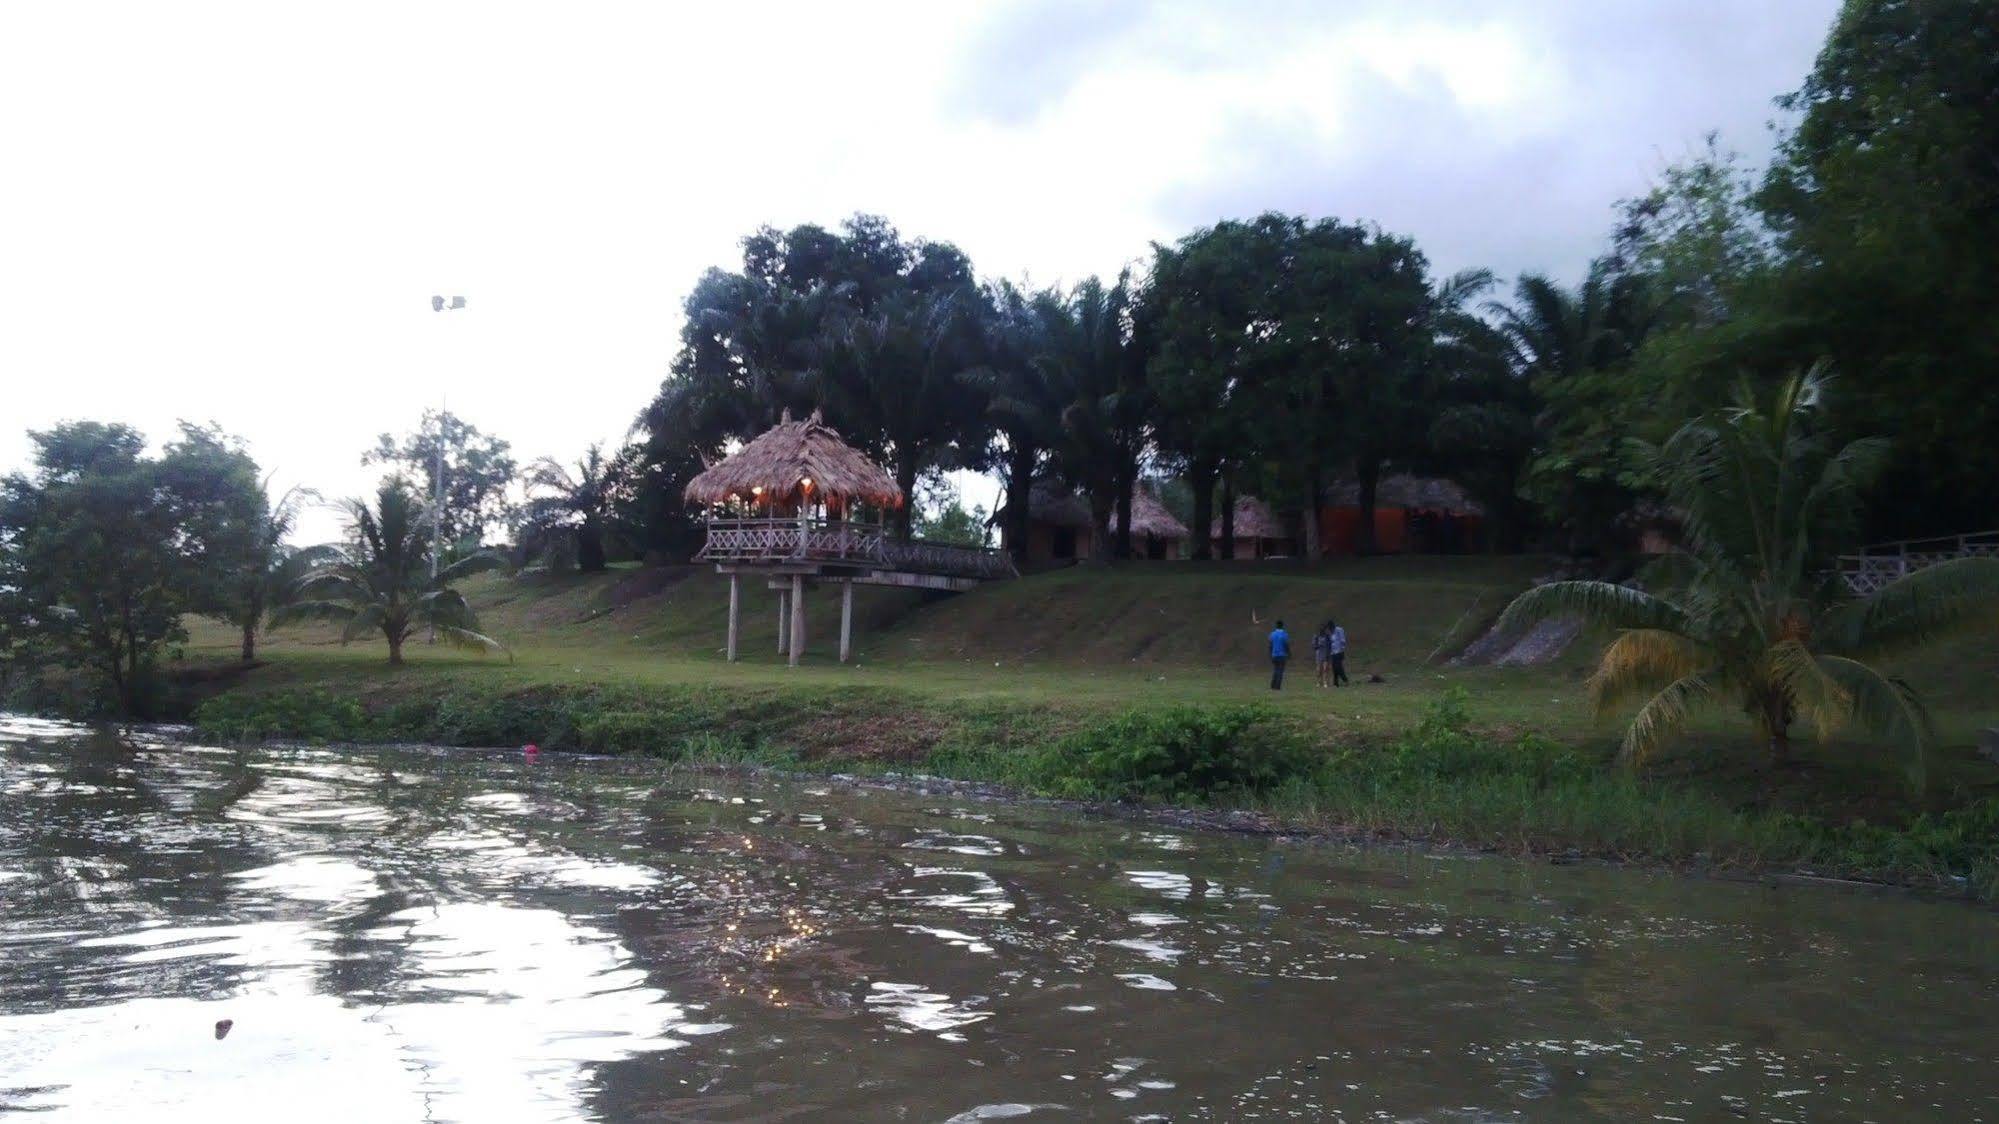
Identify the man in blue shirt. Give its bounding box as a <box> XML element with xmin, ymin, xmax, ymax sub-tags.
<box><xmin>1268</xmin><ymin>619</ymin><xmax>1290</xmax><ymax>690</ymax></box>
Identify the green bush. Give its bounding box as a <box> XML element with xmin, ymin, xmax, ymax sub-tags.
<box><xmin>577</xmin><ymin>710</ymin><xmax>674</xmax><ymax>756</ymax></box>
<box><xmin>1036</xmin><ymin>704</ymin><xmax>1315</xmax><ymax>802</ymax></box>
<box><xmin>196</xmin><ymin>690</ymin><xmax>368</xmax><ymax>743</ymax></box>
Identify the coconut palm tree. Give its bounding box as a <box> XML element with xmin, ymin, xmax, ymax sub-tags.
<box><xmin>221</xmin><ymin>479</ymin><xmax>334</xmax><ymax>662</ymax></box>
<box><xmin>273</xmin><ymin>477</ymin><xmax>509</xmax><ymax>666</ymax></box>
<box><xmin>1499</xmin><ymin>363</ymin><xmax>1999</xmax><ymax>786</ymax></box>
<box><xmin>522</xmin><ymin>445</ymin><xmax>612</xmax><ymax>572</ymax></box>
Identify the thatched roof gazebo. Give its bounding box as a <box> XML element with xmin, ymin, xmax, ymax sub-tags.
<box><xmin>685</xmin><ymin>410</ymin><xmax>1010</xmax><ymax>667</ymax></box>
<box><xmin>683</xmin><ymin>409</ymin><xmax>903</xmax><ymax>514</ymax></box>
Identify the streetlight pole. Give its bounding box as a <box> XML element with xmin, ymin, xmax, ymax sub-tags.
<box><xmin>430</xmin><ymin>295</ymin><xmax>466</xmax><ymax>642</ymax></box>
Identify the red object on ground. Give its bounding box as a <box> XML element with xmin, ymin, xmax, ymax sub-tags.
<box><xmin>524</xmin><ymin>743</ymin><xmax>540</xmax><ymax>762</ymax></box>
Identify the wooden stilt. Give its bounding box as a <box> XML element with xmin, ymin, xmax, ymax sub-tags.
<box><xmin>840</xmin><ymin>580</ymin><xmax>854</xmax><ymax>663</ymax></box>
<box><xmin>789</xmin><ymin>574</ymin><xmax>806</xmax><ymax>667</ymax></box>
<box><xmin>777</xmin><ymin>589</ymin><xmax>789</xmax><ymax>654</ymax></box>
<box><xmin>726</xmin><ymin>573</ymin><xmax>740</xmax><ymax>662</ymax></box>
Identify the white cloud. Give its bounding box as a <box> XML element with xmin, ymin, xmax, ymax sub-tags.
<box><xmin>0</xmin><ymin>1</ymin><xmax>1837</xmax><ymax>542</ymax></box>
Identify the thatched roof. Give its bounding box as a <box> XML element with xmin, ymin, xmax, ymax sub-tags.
<box><xmin>1028</xmin><ymin>483</ymin><xmax>1188</xmax><ymax>540</ymax></box>
<box><xmin>1326</xmin><ymin>474</ymin><xmax>1483</xmax><ymax>515</ymax></box>
<box><xmin>682</xmin><ymin>409</ymin><xmax>903</xmax><ymax>509</ymax></box>
<box><xmin>1211</xmin><ymin>495</ymin><xmax>1288</xmax><ymax>540</ymax></box>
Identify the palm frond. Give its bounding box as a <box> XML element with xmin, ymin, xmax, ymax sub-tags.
<box><xmin>434</xmin><ymin>550</ymin><xmax>509</xmax><ymax>585</ymax></box>
<box><xmin>1498</xmin><ymin>580</ymin><xmax>1690</xmax><ymax>635</ymax></box>
<box><xmin>1619</xmin><ymin>670</ymin><xmax>1719</xmax><ymax>766</ymax></box>
<box><xmin>267</xmin><ymin>599</ymin><xmax>361</xmax><ymax>629</ymax></box>
<box><xmin>1820</xmin><ymin>655</ymin><xmax>1934</xmax><ymax>792</ymax></box>
<box><xmin>1588</xmin><ymin>629</ymin><xmax>1710</xmax><ymax>712</ymax></box>
<box><xmin>1764</xmin><ymin>639</ymin><xmax>1852</xmax><ymax>742</ymax></box>
<box><xmin>1823</xmin><ymin>556</ymin><xmax>1999</xmax><ymax>657</ymax></box>
<box><xmin>435</xmin><ymin>625</ymin><xmax>512</xmax><ymax>662</ymax></box>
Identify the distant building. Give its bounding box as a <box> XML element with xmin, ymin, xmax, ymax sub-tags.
<box><xmin>1319</xmin><ymin>475</ymin><xmax>1484</xmax><ymax>554</ymax></box>
<box><xmin>1209</xmin><ymin>495</ymin><xmax>1296</xmax><ymax>559</ymax></box>
<box><xmin>1018</xmin><ymin>483</ymin><xmax>1189</xmax><ymax>564</ymax></box>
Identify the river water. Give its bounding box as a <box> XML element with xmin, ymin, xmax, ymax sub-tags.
<box><xmin>1</xmin><ymin>716</ymin><xmax>1993</xmax><ymax>1122</ymax></box>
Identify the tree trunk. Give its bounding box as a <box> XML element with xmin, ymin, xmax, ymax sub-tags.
<box><xmin>895</xmin><ymin>458</ymin><xmax>919</xmax><ymax>539</ymax></box>
<box><xmin>577</xmin><ymin>519</ymin><xmax>608</xmax><ymax>573</ymax></box>
<box><xmin>1302</xmin><ymin>462</ymin><xmax>1323</xmax><ymax>560</ymax></box>
<box><xmin>1005</xmin><ymin>442</ymin><xmax>1036</xmax><ymax>564</ymax></box>
<box><xmin>1114</xmin><ymin>467</ymin><xmax>1136</xmax><ymax>561</ymax></box>
<box><xmin>1088</xmin><ymin>486</ymin><xmax>1115</xmax><ymax>565</ymax></box>
<box><xmin>1355</xmin><ymin>458</ymin><xmax>1382</xmax><ymax>555</ymax></box>
<box><xmin>388</xmin><ymin>632</ymin><xmax>406</xmax><ymax>667</ymax></box>
<box><xmin>1766</xmin><ymin>699</ymin><xmax>1794</xmax><ymax>767</ymax></box>
<box><xmin>1188</xmin><ymin>455</ymin><xmax>1217</xmax><ymax>561</ymax></box>
<box><xmin>240</xmin><ymin>620</ymin><xmax>257</xmax><ymax>663</ymax></box>
<box><xmin>1219</xmin><ymin>465</ymin><xmax>1237</xmax><ymax>561</ymax></box>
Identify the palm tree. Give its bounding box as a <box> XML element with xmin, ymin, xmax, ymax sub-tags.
<box><xmin>970</xmin><ymin>280</ymin><xmax>1066</xmax><ymax>564</ymax></box>
<box><xmin>1038</xmin><ymin>274</ymin><xmax>1150</xmax><ymax>563</ymax></box>
<box><xmin>273</xmin><ymin>477</ymin><xmax>509</xmax><ymax>666</ymax></box>
<box><xmin>523</xmin><ymin>445</ymin><xmax>612</xmax><ymax>572</ymax></box>
<box><xmin>819</xmin><ymin>289</ymin><xmax>984</xmax><ymax>538</ymax></box>
<box><xmin>1500</xmin><ymin>364</ymin><xmax>1999</xmax><ymax>785</ymax></box>
<box><xmin>221</xmin><ymin>480</ymin><xmax>334</xmax><ymax>662</ymax></box>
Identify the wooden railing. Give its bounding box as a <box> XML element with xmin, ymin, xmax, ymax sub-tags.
<box><xmin>1837</xmin><ymin>530</ymin><xmax>1999</xmax><ymax>595</ymax></box>
<box><xmin>697</xmin><ymin>517</ymin><xmax>1015</xmax><ymax>580</ymax></box>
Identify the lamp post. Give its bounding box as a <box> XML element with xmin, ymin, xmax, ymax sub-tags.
<box><xmin>430</xmin><ymin>295</ymin><xmax>466</xmax><ymax>641</ymax></box>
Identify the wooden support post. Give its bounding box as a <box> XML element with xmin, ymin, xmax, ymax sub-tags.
<box><xmin>789</xmin><ymin>573</ymin><xmax>806</xmax><ymax>668</ymax></box>
<box><xmin>840</xmin><ymin>580</ymin><xmax>854</xmax><ymax>663</ymax></box>
<box><xmin>726</xmin><ymin>573</ymin><xmax>740</xmax><ymax>662</ymax></box>
<box><xmin>777</xmin><ymin>589</ymin><xmax>789</xmax><ymax>654</ymax></box>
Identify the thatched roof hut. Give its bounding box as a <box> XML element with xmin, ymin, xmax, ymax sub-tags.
<box><xmin>1326</xmin><ymin>474</ymin><xmax>1483</xmax><ymax>515</ymax></box>
<box><xmin>1211</xmin><ymin>495</ymin><xmax>1288</xmax><ymax>540</ymax></box>
<box><xmin>1027</xmin><ymin>483</ymin><xmax>1187</xmax><ymax>539</ymax></box>
<box><xmin>683</xmin><ymin>409</ymin><xmax>903</xmax><ymax>511</ymax></box>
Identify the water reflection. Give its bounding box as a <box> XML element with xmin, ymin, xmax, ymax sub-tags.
<box><xmin>2</xmin><ymin>714</ymin><xmax>1996</xmax><ymax>1121</ymax></box>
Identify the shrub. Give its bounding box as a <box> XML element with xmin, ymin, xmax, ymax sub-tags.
<box><xmin>1037</xmin><ymin>704</ymin><xmax>1315</xmax><ymax>802</ymax></box>
<box><xmin>196</xmin><ymin>690</ymin><xmax>367</xmax><ymax>743</ymax></box>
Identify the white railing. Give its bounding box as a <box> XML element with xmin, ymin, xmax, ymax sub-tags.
<box><xmin>1838</xmin><ymin>530</ymin><xmax>1999</xmax><ymax>595</ymax></box>
<box><xmin>697</xmin><ymin>517</ymin><xmax>1015</xmax><ymax>580</ymax></box>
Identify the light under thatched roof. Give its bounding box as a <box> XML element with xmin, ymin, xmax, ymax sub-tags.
<box><xmin>1211</xmin><ymin>495</ymin><xmax>1288</xmax><ymax>541</ymax></box>
<box><xmin>1326</xmin><ymin>474</ymin><xmax>1483</xmax><ymax>515</ymax></box>
<box><xmin>1028</xmin><ymin>483</ymin><xmax>1188</xmax><ymax>539</ymax></box>
<box><xmin>683</xmin><ymin>409</ymin><xmax>903</xmax><ymax>509</ymax></box>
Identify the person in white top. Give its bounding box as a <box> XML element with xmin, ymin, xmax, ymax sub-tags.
<box><xmin>1327</xmin><ymin>619</ymin><xmax>1349</xmax><ymax>687</ymax></box>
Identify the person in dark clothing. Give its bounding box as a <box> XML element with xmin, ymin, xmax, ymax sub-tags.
<box><xmin>1327</xmin><ymin>618</ymin><xmax>1350</xmax><ymax>686</ymax></box>
<box><xmin>1268</xmin><ymin>619</ymin><xmax>1290</xmax><ymax>690</ymax></box>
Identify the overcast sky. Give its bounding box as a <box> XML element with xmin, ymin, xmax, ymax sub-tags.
<box><xmin>1</xmin><ymin>1</ymin><xmax>1838</xmax><ymax>543</ymax></box>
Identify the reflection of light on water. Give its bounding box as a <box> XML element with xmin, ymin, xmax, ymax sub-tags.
<box><xmin>898</xmin><ymin>866</ymin><xmax>1015</xmax><ymax>916</ymax></box>
<box><xmin>904</xmin><ymin>830</ymin><xmax>1008</xmax><ymax>857</ymax></box>
<box><xmin>231</xmin><ymin>856</ymin><xmax>381</xmax><ymax>903</ymax></box>
<box><xmin>899</xmin><ymin>924</ymin><xmax>995</xmax><ymax>954</ymax></box>
<box><xmin>1116</xmin><ymin>973</ymin><xmax>1176</xmax><ymax>991</ymax></box>
<box><xmin>1105</xmin><ymin>938</ymin><xmax>1184</xmax><ymax>962</ymax></box>
<box><xmin>866</xmin><ymin>981</ymin><xmax>990</xmax><ymax>1036</ymax></box>
<box><xmin>1124</xmin><ymin>870</ymin><xmax>1193</xmax><ymax>900</ymax></box>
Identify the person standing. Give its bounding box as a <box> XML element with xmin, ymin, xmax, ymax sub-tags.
<box><xmin>1327</xmin><ymin>618</ymin><xmax>1349</xmax><ymax>686</ymax></box>
<box><xmin>1268</xmin><ymin>619</ymin><xmax>1290</xmax><ymax>690</ymax></box>
<box><xmin>1313</xmin><ymin>622</ymin><xmax>1333</xmax><ymax>688</ymax></box>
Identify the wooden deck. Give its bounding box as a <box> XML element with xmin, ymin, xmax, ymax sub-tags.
<box><xmin>697</xmin><ymin>517</ymin><xmax>1015</xmax><ymax>665</ymax></box>
<box><xmin>1838</xmin><ymin>530</ymin><xmax>1999</xmax><ymax>595</ymax></box>
<box><xmin>696</xmin><ymin>517</ymin><xmax>1016</xmax><ymax>582</ymax></box>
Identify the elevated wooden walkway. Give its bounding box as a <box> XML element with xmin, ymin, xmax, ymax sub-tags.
<box><xmin>697</xmin><ymin>517</ymin><xmax>1015</xmax><ymax>663</ymax></box>
<box><xmin>1838</xmin><ymin>530</ymin><xmax>1999</xmax><ymax>595</ymax></box>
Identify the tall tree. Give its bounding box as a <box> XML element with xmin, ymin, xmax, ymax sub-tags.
<box><xmin>819</xmin><ymin>290</ymin><xmax>986</xmax><ymax>537</ymax></box>
<box><xmin>1040</xmin><ymin>274</ymin><xmax>1150</xmax><ymax>562</ymax></box>
<box><xmin>217</xmin><ymin>479</ymin><xmax>331</xmax><ymax>662</ymax></box>
<box><xmin>1759</xmin><ymin>0</ymin><xmax>1999</xmax><ymax>537</ymax></box>
<box><xmin>972</xmin><ymin>280</ymin><xmax>1067</xmax><ymax>564</ymax></box>
<box><xmin>1147</xmin><ymin>216</ymin><xmax>1291</xmax><ymax>559</ymax></box>
<box><xmin>364</xmin><ymin>409</ymin><xmax>518</xmax><ymax>545</ymax></box>
<box><xmin>275</xmin><ymin>477</ymin><xmax>508</xmax><ymax>666</ymax></box>
<box><xmin>522</xmin><ymin>444</ymin><xmax>614</xmax><ymax>572</ymax></box>
<box><xmin>0</xmin><ymin>422</ymin><xmax>261</xmax><ymax>713</ymax></box>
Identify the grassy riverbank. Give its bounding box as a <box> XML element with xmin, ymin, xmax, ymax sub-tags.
<box><xmin>15</xmin><ymin>559</ymin><xmax>1999</xmax><ymax>896</ymax></box>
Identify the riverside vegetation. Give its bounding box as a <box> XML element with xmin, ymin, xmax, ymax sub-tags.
<box><xmin>129</xmin><ymin>557</ymin><xmax>1999</xmax><ymax>900</ymax></box>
